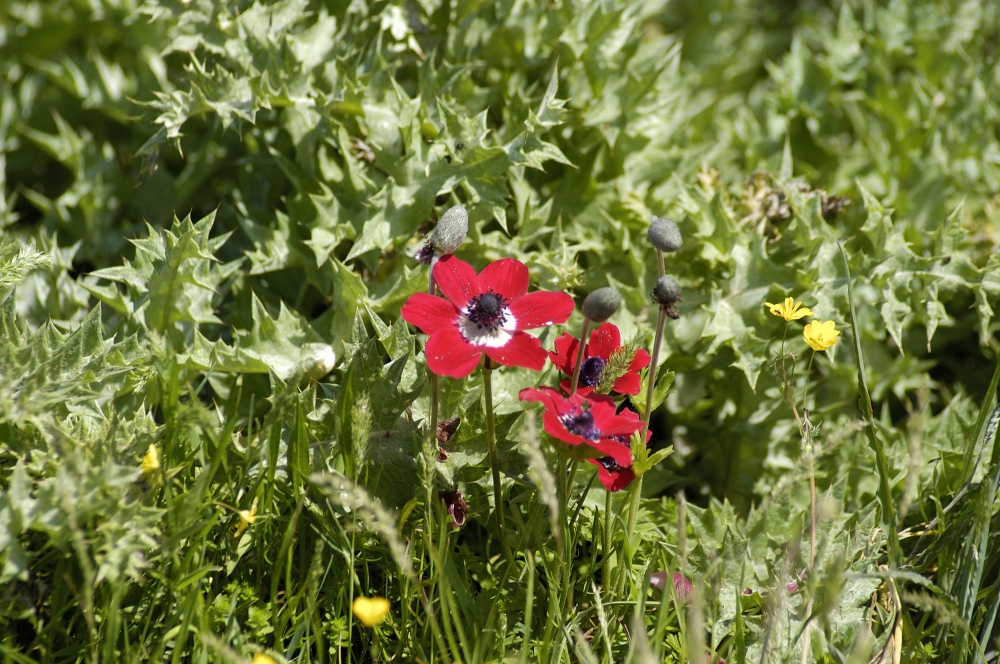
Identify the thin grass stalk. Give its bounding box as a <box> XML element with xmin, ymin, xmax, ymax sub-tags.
<box><xmin>520</xmin><ymin>553</ymin><xmax>536</xmax><ymax>663</ymax></box>
<box><xmin>483</xmin><ymin>358</ymin><xmax>514</xmax><ymax>568</ymax></box>
<box><xmin>800</xmin><ymin>410</ymin><xmax>816</xmax><ymax>664</ymax></box>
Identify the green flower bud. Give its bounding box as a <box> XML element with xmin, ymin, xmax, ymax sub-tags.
<box><xmin>430</xmin><ymin>205</ymin><xmax>468</xmax><ymax>255</ymax></box>
<box><xmin>648</xmin><ymin>216</ymin><xmax>682</xmax><ymax>253</ymax></box>
<box><xmin>653</xmin><ymin>275</ymin><xmax>682</xmax><ymax>319</ymax></box>
<box><xmin>582</xmin><ymin>287</ymin><xmax>622</xmax><ymax>322</ymax></box>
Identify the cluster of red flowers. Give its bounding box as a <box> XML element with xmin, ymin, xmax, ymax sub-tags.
<box><xmin>402</xmin><ymin>255</ymin><xmax>651</xmax><ymax>492</ymax></box>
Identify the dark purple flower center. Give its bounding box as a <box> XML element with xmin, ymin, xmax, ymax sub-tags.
<box><xmin>466</xmin><ymin>290</ymin><xmax>508</xmax><ymax>331</ymax></box>
<box><xmin>596</xmin><ymin>457</ymin><xmax>621</xmax><ymax>472</ymax></box>
<box><xmin>579</xmin><ymin>356</ymin><xmax>606</xmax><ymax>387</ymax></box>
<box><xmin>560</xmin><ymin>408</ymin><xmax>601</xmax><ymax>440</ymax></box>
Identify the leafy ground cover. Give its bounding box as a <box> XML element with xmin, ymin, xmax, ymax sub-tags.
<box><xmin>2</xmin><ymin>0</ymin><xmax>1000</xmax><ymax>661</ymax></box>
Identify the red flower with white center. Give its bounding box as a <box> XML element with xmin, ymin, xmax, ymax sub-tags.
<box><xmin>588</xmin><ymin>408</ymin><xmax>651</xmax><ymax>492</ymax></box>
<box><xmin>518</xmin><ymin>386</ymin><xmax>643</xmax><ymax>469</ymax></box>
<box><xmin>549</xmin><ymin>323</ymin><xmax>650</xmax><ymax>395</ymax></box>
<box><xmin>401</xmin><ymin>255</ymin><xmax>575</xmax><ymax>378</ymax></box>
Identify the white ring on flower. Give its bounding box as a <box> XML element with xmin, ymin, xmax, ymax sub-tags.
<box><xmin>458</xmin><ymin>306</ymin><xmax>517</xmax><ymax>348</ymax></box>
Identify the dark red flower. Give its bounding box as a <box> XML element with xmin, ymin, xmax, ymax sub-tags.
<box><xmin>401</xmin><ymin>256</ymin><xmax>575</xmax><ymax>378</ymax></box>
<box><xmin>549</xmin><ymin>323</ymin><xmax>650</xmax><ymax>395</ymax></box>
<box><xmin>587</xmin><ymin>408</ymin><xmax>650</xmax><ymax>492</ymax></box>
<box><xmin>438</xmin><ymin>490</ymin><xmax>467</xmax><ymax>528</ymax></box>
<box><xmin>517</xmin><ymin>386</ymin><xmax>642</xmax><ymax>468</ymax></box>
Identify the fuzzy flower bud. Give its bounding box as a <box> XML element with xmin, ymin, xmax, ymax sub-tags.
<box><xmin>653</xmin><ymin>275</ymin><xmax>682</xmax><ymax>319</ymax></box>
<box><xmin>582</xmin><ymin>287</ymin><xmax>621</xmax><ymax>322</ymax></box>
<box><xmin>648</xmin><ymin>216</ymin><xmax>682</xmax><ymax>253</ymax></box>
<box><xmin>417</xmin><ymin>204</ymin><xmax>468</xmax><ymax>263</ymax></box>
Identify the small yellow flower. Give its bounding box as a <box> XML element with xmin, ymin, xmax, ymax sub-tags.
<box><xmin>234</xmin><ymin>497</ymin><xmax>259</xmax><ymax>538</ymax></box>
<box><xmin>251</xmin><ymin>654</ymin><xmax>275</xmax><ymax>664</ymax></box>
<box><xmin>141</xmin><ymin>444</ymin><xmax>161</xmax><ymax>475</ymax></box>
<box><xmin>352</xmin><ymin>596</ymin><xmax>391</xmax><ymax>627</ymax></box>
<box><xmin>764</xmin><ymin>297</ymin><xmax>814</xmax><ymax>322</ymax></box>
<box><xmin>803</xmin><ymin>320</ymin><xmax>840</xmax><ymax>351</ymax></box>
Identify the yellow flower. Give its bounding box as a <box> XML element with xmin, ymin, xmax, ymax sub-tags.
<box><xmin>352</xmin><ymin>596</ymin><xmax>391</xmax><ymax>627</ymax></box>
<box><xmin>803</xmin><ymin>320</ymin><xmax>840</xmax><ymax>351</ymax></box>
<box><xmin>234</xmin><ymin>497</ymin><xmax>259</xmax><ymax>538</ymax></box>
<box><xmin>764</xmin><ymin>297</ymin><xmax>814</xmax><ymax>322</ymax></box>
<box><xmin>251</xmin><ymin>654</ymin><xmax>275</xmax><ymax>664</ymax></box>
<box><xmin>141</xmin><ymin>444</ymin><xmax>161</xmax><ymax>474</ymax></box>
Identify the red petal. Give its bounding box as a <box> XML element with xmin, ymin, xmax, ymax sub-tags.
<box><xmin>432</xmin><ymin>255</ymin><xmax>480</xmax><ymax>307</ymax></box>
<box><xmin>590</xmin><ymin>460</ymin><xmax>635</xmax><ymax>492</ymax></box>
<box><xmin>612</xmin><ymin>371</ymin><xmax>642</xmax><ymax>395</ymax></box>
<box><xmin>601</xmin><ymin>414</ymin><xmax>644</xmax><ymax>438</ymax></box>
<box><xmin>478</xmin><ymin>258</ymin><xmax>529</xmax><ymax>301</ymax></box>
<box><xmin>585</xmin><ymin>438</ymin><xmax>633</xmax><ymax>467</ymax></box>
<box><xmin>509</xmin><ymin>291</ymin><xmax>575</xmax><ymax>330</ymax></box>
<box><xmin>586</xmin><ymin>394</ymin><xmax>620</xmax><ymax>423</ymax></box>
<box><xmin>484</xmin><ymin>331</ymin><xmax>548</xmax><ymax>371</ymax></box>
<box><xmin>549</xmin><ymin>333</ymin><xmax>579</xmax><ymax>374</ymax></box>
<box><xmin>401</xmin><ymin>292</ymin><xmax>458</xmax><ymax>334</ymax></box>
<box><xmin>424</xmin><ymin>328</ymin><xmax>483</xmax><ymax>378</ymax></box>
<box><xmin>628</xmin><ymin>348</ymin><xmax>651</xmax><ymax>372</ymax></box>
<box><xmin>557</xmin><ymin>379</ymin><xmax>593</xmax><ymax>397</ymax></box>
<box><xmin>588</xmin><ymin>323</ymin><xmax>620</xmax><ymax>360</ymax></box>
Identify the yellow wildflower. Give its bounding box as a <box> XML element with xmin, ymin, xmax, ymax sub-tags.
<box><xmin>234</xmin><ymin>497</ymin><xmax>259</xmax><ymax>538</ymax></box>
<box><xmin>141</xmin><ymin>444</ymin><xmax>161</xmax><ymax>475</ymax></box>
<box><xmin>251</xmin><ymin>654</ymin><xmax>275</xmax><ymax>664</ymax></box>
<box><xmin>764</xmin><ymin>297</ymin><xmax>814</xmax><ymax>322</ymax></box>
<box><xmin>352</xmin><ymin>596</ymin><xmax>391</xmax><ymax>627</ymax></box>
<box><xmin>803</xmin><ymin>320</ymin><xmax>840</xmax><ymax>351</ymax></box>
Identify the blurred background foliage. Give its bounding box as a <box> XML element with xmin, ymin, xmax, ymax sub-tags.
<box><xmin>2</xmin><ymin>0</ymin><xmax>1000</xmax><ymax>660</ymax></box>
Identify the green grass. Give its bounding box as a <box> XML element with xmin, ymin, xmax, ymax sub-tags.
<box><xmin>2</xmin><ymin>0</ymin><xmax>1000</xmax><ymax>661</ymax></box>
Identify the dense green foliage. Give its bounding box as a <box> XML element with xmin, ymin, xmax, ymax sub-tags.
<box><xmin>2</xmin><ymin>0</ymin><xmax>1000</xmax><ymax>661</ymax></box>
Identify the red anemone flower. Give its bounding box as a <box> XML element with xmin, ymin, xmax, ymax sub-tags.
<box><xmin>549</xmin><ymin>323</ymin><xmax>650</xmax><ymax>395</ymax></box>
<box><xmin>518</xmin><ymin>386</ymin><xmax>642</xmax><ymax>469</ymax></box>
<box><xmin>587</xmin><ymin>407</ymin><xmax>651</xmax><ymax>492</ymax></box>
<box><xmin>401</xmin><ymin>255</ymin><xmax>574</xmax><ymax>378</ymax></box>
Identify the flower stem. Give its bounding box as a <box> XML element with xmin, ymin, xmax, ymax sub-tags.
<box><xmin>639</xmin><ymin>309</ymin><xmax>667</xmax><ymax>442</ymax></box>
<box><xmin>569</xmin><ymin>318</ymin><xmax>592</xmax><ymax>395</ymax></box>
<box><xmin>425</xmin><ymin>269</ymin><xmax>439</xmax><ymax>554</ymax></box>
<box><xmin>602</xmin><ymin>488</ymin><xmax>613</xmax><ymax>594</ymax></box>
<box><xmin>483</xmin><ymin>358</ymin><xmax>514</xmax><ymax>569</ymax></box>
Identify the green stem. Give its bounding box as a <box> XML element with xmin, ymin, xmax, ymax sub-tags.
<box><xmin>425</xmin><ymin>272</ymin><xmax>439</xmax><ymax>551</ymax></box>
<box><xmin>563</xmin><ymin>460</ymin><xmax>579</xmax><ymax>614</ymax></box>
<box><xmin>602</xmin><ymin>489</ymin><xmax>613</xmax><ymax>595</ymax></box>
<box><xmin>484</xmin><ymin>359</ymin><xmax>514</xmax><ymax>568</ymax></box>
<box><xmin>639</xmin><ymin>309</ymin><xmax>667</xmax><ymax>442</ymax></box>
<box><xmin>569</xmin><ymin>318</ymin><xmax>592</xmax><ymax>395</ymax></box>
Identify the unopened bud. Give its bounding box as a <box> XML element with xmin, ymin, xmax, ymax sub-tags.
<box><xmin>653</xmin><ymin>276</ymin><xmax>682</xmax><ymax>319</ymax></box>
<box><xmin>582</xmin><ymin>287</ymin><xmax>621</xmax><ymax>322</ymax></box>
<box><xmin>648</xmin><ymin>216</ymin><xmax>682</xmax><ymax>253</ymax></box>
<box><xmin>430</xmin><ymin>205</ymin><xmax>468</xmax><ymax>255</ymax></box>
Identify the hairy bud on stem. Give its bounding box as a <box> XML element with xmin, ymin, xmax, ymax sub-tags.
<box><xmin>418</xmin><ymin>204</ymin><xmax>468</xmax><ymax>264</ymax></box>
<box><xmin>648</xmin><ymin>216</ymin><xmax>682</xmax><ymax>253</ymax></box>
<box><xmin>653</xmin><ymin>275</ymin><xmax>682</xmax><ymax>319</ymax></box>
<box><xmin>581</xmin><ymin>287</ymin><xmax>621</xmax><ymax>323</ymax></box>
